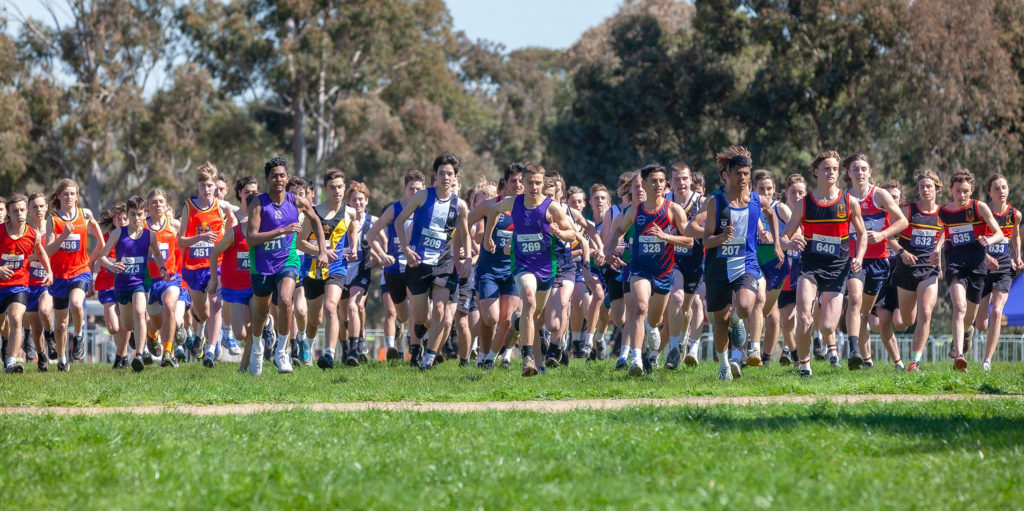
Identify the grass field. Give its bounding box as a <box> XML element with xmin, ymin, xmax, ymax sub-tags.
<box><xmin>0</xmin><ymin>400</ymin><xmax>1020</xmax><ymax>510</ymax></box>
<box><xmin>0</xmin><ymin>359</ymin><xmax>1021</xmax><ymax>407</ymax></box>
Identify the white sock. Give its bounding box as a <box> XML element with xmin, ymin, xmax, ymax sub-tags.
<box><xmin>718</xmin><ymin>351</ymin><xmax>729</xmax><ymax>370</ymax></box>
<box><xmin>669</xmin><ymin>335</ymin><xmax>680</xmax><ymax>351</ymax></box>
<box><xmin>571</xmin><ymin>330</ymin><xmax>581</xmax><ymax>342</ymax></box>
<box><xmin>385</xmin><ymin>336</ymin><xmax>396</xmax><ymax>349</ymax></box>
<box><xmin>583</xmin><ymin>333</ymin><xmax>594</xmax><ymax>348</ymax></box>
<box><xmin>502</xmin><ymin>349</ymin><xmax>513</xmax><ymax>362</ymax></box>
<box><xmin>276</xmin><ymin>333</ymin><xmax>287</xmax><ymax>352</ymax></box>
<box><xmin>800</xmin><ymin>361</ymin><xmax>811</xmax><ymax>373</ymax></box>
<box><xmin>325</xmin><ymin>347</ymin><xmax>334</xmax><ymax>357</ymax></box>
<box><xmin>59</xmin><ymin>356</ymin><xmax>67</xmax><ymax>364</ymax></box>
<box><xmin>632</xmin><ymin>348</ymin><xmax>642</xmax><ymax>362</ymax></box>
<box><xmin>6</xmin><ymin>357</ymin><xmax>15</xmax><ymax>367</ymax></box>
<box><xmin>618</xmin><ymin>344</ymin><xmax>629</xmax><ymax>359</ymax></box>
<box><xmin>751</xmin><ymin>341</ymin><xmax>761</xmax><ymax>351</ymax></box>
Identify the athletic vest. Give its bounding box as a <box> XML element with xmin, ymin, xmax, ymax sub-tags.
<box><xmin>94</xmin><ymin>231</ymin><xmax>116</xmax><ymax>291</ymax></box>
<box><xmin>705</xmin><ymin>191</ymin><xmax>761</xmax><ymax>282</ymax></box>
<box><xmin>383</xmin><ymin>201</ymin><xmax>407</xmax><ymax>274</ymax></box>
<box><xmin>0</xmin><ymin>224</ymin><xmax>37</xmax><ymax>288</ymax></box>
<box><xmin>985</xmin><ymin>203</ymin><xmax>1017</xmax><ymax>264</ymax></box>
<box><xmin>146</xmin><ymin>217</ymin><xmax>177</xmax><ymax>279</ymax></box>
<box><xmin>409</xmin><ymin>187</ymin><xmax>458</xmax><ymax>266</ymax></box>
<box><xmin>801</xmin><ymin>190</ymin><xmax>851</xmax><ymax>262</ymax></box>
<box><xmin>938</xmin><ymin>200</ymin><xmax>987</xmax><ymax>265</ymax></box>
<box><xmin>674</xmin><ymin>192</ymin><xmax>704</xmax><ymax>262</ymax></box>
<box><xmin>630</xmin><ymin>199</ymin><xmax>674</xmax><ymax>278</ymax></box>
<box><xmin>113</xmin><ymin>227</ymin><xmax>151</xmax><ymax>291</ymax></box>
<box><xmin>510</xmin><ymin>195</ymin><xmax>556</xmax><ymax>280</ymax></box>
<box><xmin>50</xmin><ymin>208</ymin><xmax>89</xmax><ymax>278</ymax></box>
<box><xmin>307</xmin><ymin>203</ymin><xmax>347</xmax><ymax>279</ymax></box>
<box><xmin>477</xmin><ymin>199</ymin><xmax>513</xmax><ymax>275</ymax></box>
<box><xmin>756</xmin><ymin>200</ymin><xmax>785</xmax><ymax>264</ymax></box>
<box><xmin>182</xmin><ymin>197</ymin><xmax>223</xmax><ymax>270</ymax></box>
<box><xmin>221</xmin><ymin>224</ymin><xmax>251</xmax><ymax>290</ymax></box>
<box><xmin>850</xmin><ymin>186</ymin><xmax>891</xmax><ymax>259</ymax></box>
<box><xmin>898</xmin><ymin>202</ymin><xmax>941</xmax><ymax>266</ymax></box>
<box><xmin>250</xmin><ymin>192</ymin><xmax>300</xmax><ymax>276</ymax></box>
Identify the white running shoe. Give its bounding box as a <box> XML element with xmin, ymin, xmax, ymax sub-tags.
<box><xmin>684</xmin><ymin>342</ymin><xmax>699</xmax><ymax>367</ymax></box>
<box><xmin>718</xmin><ymin>367</ymin><xmax>732</xmax><ymax>381</ymax></box>
<box><xmin>746</xmin><ymin>345</ymin><xmax>762</xmax><ymax>367</ymax></box>
<box><xmin>276</xmin><ymin>349</ymin><xmax>293</xmax><ymax>374</ymax></box>
<box><xmin>982</xmin><ymin>361</ymin><xmax>991</xmax><ymax>372</ymax></box>
<box><xmin>628</xmin><ymin>361</ymin><xmax>644</xmax><ymax>376</ymax></box>
<box><xmin>730</xmin><ymin>361</ymin><xmax>742</xmax><ymax>379</ymax></box>
<box><xmin>250</xmin><ymin>344</ymin><xmax>264</xmax><ymax>376</ymax></box>
<box><xmin>645</xmin><ymin>324</ymin><xmax>661</xmax><ymax>352</ymax></box>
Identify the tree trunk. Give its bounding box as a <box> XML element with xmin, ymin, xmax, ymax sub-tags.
<box><xmin>292</xmin><ymin>92</ymin><xmax>307</xmax><ymax>177</ymax></box>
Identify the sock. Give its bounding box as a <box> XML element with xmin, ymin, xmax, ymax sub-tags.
<box><xmin>689</xmin><ymin>338</ymin><xmax>700</xmax><ymax>350</ymax></box>
<box><xmin>297</xmin><ymin>331</ymin><xmax>305</xmax><ymax>343</ymax></box>
<box><xmin>632</xmin><ymin>348</ymin><xmax>642</xmax><ymax>362</ymax></box>
<box><xmin>502</xmin><ymin>348</ymin><xmax>513</xmax><ymax>362</ymax></box>
<box><xmin>148</xmin><ymin>331</ymin><xmax>158</xmax><ymax>341</ymax></box>
<box><xmin>799</xmin><ymin>358</ymin><xmax>811</xmax><ymax>372</ymax></box>
<box><xmin>750</xmin><ymin>341</ymin><xmax>761</xmax><ymax>351</ymax></box>
<box><xmin>571</xmin><ymin>330</ymin><xmax>582</xmax><ymax>343</ymax></box>
<box><xmin>348</xmin><ymin>337</ymin><xmax>359</xmax><ymax>353</ymax></box>
<box><xmin>59</xmin><ymin>355</ymin><xmax>67</xmax><ymax>364</ymax></box>
<box><xmin>718</xmin><ymin>351</ymin><xmax>729</xmax><ymax>370</ymax></box>
<box><xmin>864</xmin><ymin>355</ymin><xmax>872</xmax><ymax>363</ymax></box>
<box><xmin>912</xmin><ymin>351</ymin><xmax>922</xmax><ymax>363</ymax></box>
<box><xmin>827</xmin><ymin>345</ymin><xmax>837</xmax><ymax>355</ymax></box>
<box><xmin>6</xmin><ymin>357</ymin><xmax>15</xmax><ymax>367</ymax></box>
<box><xmin>618</xmin><ymin>343</ymin><xmax>629</xmax><ymax>359</ymax></box>
<box><xmin>422</xmin><ymin>349</ymin><xmax>436</xmax><ymax>367</ymax></box>
<box><xmin>583</xmin><ymin>332</ymin><xmax>594</xmax><ymax>348</ymax></box>
<box><xmin>984</xmin><ymin>357</ymin><xmax>992</xmax><ymax>364</ymax></box>
<box><xmin>325</xmin><ymin>347</ymin><xmax>334</xmax><ymax>357</ymax></box>
<box><xmin>163</xmin><ymin>341</ymin><xmax>173</xmax><ymax>353</ymax></box>
<box><xmin>521</xmin><ymin>346</ymin><xmax>534</xmax><ymax>358</ymax></box>
<box><xmin>849</xmin><ymin>335</ymin><xmax>859</xmax><ymax>352</ymax></box>
<box><xmin>669</xmin><ymin>335</ymin><xmax>680</xmax><ymax>351</ymax></box>
<box><xmin>276</xmin><ymin>333</ymin><xmax>287</xmax><ymax>352</ymax></box>
<box><xmin>206</xmin><ymin>339</ymin><xmax>217</xmax><ymax>355</ymax></box>
<box><xmin>385</xmin><ymin>336</ymin><xmax>396</xmax><ymax>349</ymax></box>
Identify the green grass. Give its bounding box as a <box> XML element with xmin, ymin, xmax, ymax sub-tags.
<box><xmin>1</xmin><ymin>400</ymin><xmax>1021</xmax><ymax>509</ymax></box>
<box><xmin>0</xmin><ymin>359</ymin><xmax>1022</xmax><ymax>407</ymax></box>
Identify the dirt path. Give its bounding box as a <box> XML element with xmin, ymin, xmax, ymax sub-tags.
<box><xmin>0</xmin><ymin>393</ymin><xmax>1018</xmax><ymax>416</ymax></box>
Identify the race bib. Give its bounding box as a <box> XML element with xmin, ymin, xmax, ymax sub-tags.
<box><xmin>675</xmin><ymin>244</ymin><xmax>692</xmax><ymax>256</ymax></box>
<box><xmin>948</xmin><ymin>224</ymin><xmax>975</xmax><ymax>247</ymax></box>
<box><xmin>237</xmin><ymin>251</ymin><xmax>250</xmax><ymax>270</ymax></box>
<box><xmin>495</xmin><ymin>229</ymin><xmax>513</xmax><ymax>249</ymax></box>
<box><xmin>158</xmin><ymin>242</ymin><xmax>170</xmax><ymax>261</ymax></box>
<box><xmin>419</xmin><ymin>228</ymin><xmax>446</xmax><ymax>251</ymax></box>
<box><xmin>516</xmin><ymin>233</ymin><xmax>544</xmax><ymax>254</ymax></box>
<box><xmin>120</xmin><ymin>256</ymin><xmax>144</xmax><ymax>275</ymax></box>
<box><xmin>809</xmin><ymin>234</ymin><xmax>841</xmax><ymax>256</ymax></box>
<box><xmin>863</xmin><ymin>216</ymin><xmax>887</xmax><ymax>232</ymax></box>
<box><xmin>29</xmin><ymin>261</ymin><xmax>47</xmax><ymax>279</ymax></box>
<box><xmin>1</xmin><ymin>253</ymin><xmax>24</xmax><ymax>270</ymax></box>
<box><xmin>262</xmin><ymin>235</ymin><xmax>287</xmax><ymax>253</ymax></box>
<box><xmin>190</xmin><ymin>241</ymin><xmax>213</xmax><ymax>260</ymax></box>
<box><xmin>988</xmin><ymin>240</ymin><xmax>1009</xmax><ymax>256</ymax></box>
<box><xmin>60</xmin><ymin>233</ymin><xmax>81</xmax><ymax>252</ymax></box>
<box><xmin>909</xmin><ymin>228</ymin><xmax>936</xmax><ymax>249</ymax></box>
<box><xmin>639</xmin><ymin>235</ymin><xmax>665</xmax><ymax>254</ymax></box>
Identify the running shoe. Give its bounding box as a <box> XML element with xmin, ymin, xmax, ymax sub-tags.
<box><xmin>829</xmin><ymin>354</ymin><xmax>841</xmax><ymax>368</ymax></box>
<box><xmin>224</xmin><ymin>336</ymin><xmax>242</xmax><ymax>356</ymax></box>
<box><xmin>799</xmin><ymin>367</ymin><xmax>812</xmax><ymax>378</ymax></box>
<box><xmin>142</xmin><ymin>348</ymin><xmax>154</xmax><ymax>366</ymax></box>
<box><xmin>504</xmin><ymin>311</ymin><xmax>521</xmax><ymax>349</ymax></box>
<box><xmin>746</xmin><ymin>345</ymin><xmax>762</xmax><ymax>367</ymax></box>
<box><xmin>963</xmin><ymin>326</ymin><xmax>974</xmax><ymax>357</ymax></box>
<box><xmin>481</xmin><ymin>358</ymin><xmax>494</xmax><ymax>370</ymax></box>
<box><xmin>71</xmin><ymin>333</ymin><xmax>85</xmax><ymax>361</ymax></box>
<box><xmin>202</xmin><ymin>351</ymin><xmax>215</xmax><ymax>368</ymax></box>
<box><xmin>128</xmin><ymin>332</ymin><xmax>136</xmax><ymax>351</ymax></box>
<box><xmin>664</xmin><ymin>347</ymin><xmax>680</xmax><ymax>370</ymax></box>
<box><xmin>761</xmin><ymin>352</ymin><xmax>771</xmax><ymax>367</ymax></box>
<box><xmin>45</xmin><ymin>330</ymin><xmax>57</xmax><ymax>361</ymax></box>
<box><xmin>982</xmin><ymin>361</ymin><xmax>991</xmax><ymax>371</ymax></box>
<box><xmin>299</xmin><ymin>338</ymin><xmax>312</xmax><ymax>366</ymax></box>
<box><xmin>175</xmin><ymin>345</ymin><xmax>187</xmax><ymax>362</ymax></box>
<box><xmin>907</xmin><ymin>361</ymin><xmax>920</xmax><ymax>372</ymax></box>
<box><xmin>345</xmin><ymin>346</ymin><xmax>360</xmax><ymax>367</ymax></box>
<box><xmin>276</xmin><ymin>350</ymin><xmax>293</xmax><ymax>373</ymax></box>
<box><xmin>779</xmin><ymin>347</ymin><xmax>793</xmax><ymax>366</ymax></box>
<box><xmin>250</xmin><ymin>344</ymin><xmax>264</xmax><ymax>376</ymax></box>
<box><xmin>545</xmin><ymin>344</ymin><xmax>561</xmax><ymax>368</ymax></box>
<box><xmin>812</xmin><ymin>337</ymin><xmax>826</xmax><ymax>360</ymax></box>
<box><xmin>386</xmin><ymin>347</ymin><xmax>400</xmax><ymax>361</ymax></box>
<box><xmin>409</xmin><ymin>345</ymin><xmax>423</xmax><ymax>368</ymax></box>
<box><xmin>5</xmin><ymin>362</ymin><xmax>24</xmax><ymax>374</ymax></box>
<box><xmin>729</xmin><ymin>319</ymin><xmax>747</xmax><ymax>350</ymax></box>
<box><xmin>317</xmin><ymin>352</ymin><xmax>334</xmax><ymax>370</ymax></box>
<box><xmin>571</xmin><ymin>340</ymin><xmax>583</xmax><ymax>359</ymax></box>
<box><xmin>730</xmin><ymin>360</ymin><xmax>742</xmax><ymax>379</ymax></box>
<box><xmin>459</xmin><ymin>359</ymin><xmax>470</xmax><ymax>368</ymax></box>
<box><xmin>37</xmin><ymin>355</ymin><xmax>48</xmax><ymax>372</ymax></box>
<box><xmin>148</xmin><ymin>335</ymin><xmax>163</xmax><ymax>358</ymax></box>
<box><xmin>131</xmin><ymin>356</ymin><xmax>144</xmax><ymax>373</ymax></box>
<box><xmin>953</xmin><ymin>354</ymin><xmax>967</xmax><ymax>372</ymax></box>
<box><xmin>261</xmin><ymin>325</ymin><xmax>275</xmax><ymax>359</ymax></box>
<box><xmin>58</xmin><ymin>360</ymin><xmax>69</xmax><ymax>372</ymax></box>
<box><xmin>174</xmin><ymin>325</ymin><xmax>187</xmax><ymax>345</ymax></box>
<box><xmin>595</xmin><ymin>338</ymin><xmax>607</xmax><ymax>360</ymax></box>
<box><xmin>615</xmin><ymin>357</ymin><xmax>628</xmax><ymax>370</ymax></box>
<box><xmin>560</xmin><ymin>346</ymin><xmax>570</xmax><ymax>366</ymax></box>
<box><xmin>863</xmin><ymin>360</ymin><xmax>873</xmax><ymax>369</ymax></box>
<box><xmin>847</xmin><ymin>340</ymin><xmax>863</xmax><ymax>370</ymax></box>
<box><xmin>628</xmin><ymin>360</ymin><xmax>644</xmax><ymax>376</ymax></box>
<box><xmin>358</xmin><ymin>338</ymin><xmax>368</xmax><ymax>363</ymax></box>
<box><xmin>718</xmin><ymin>367</ymin><xmax>732</xmax><ymax>381</ymax></box>
<box><xmin>499</xmin><ymin>357</ymin><xmax>510</xmax><ymax>369</ymax></box>
<box><xmin>24</xmin><ymin>335</ymin><xmax>37</xmax><ymax>362</ymax></box>
<box><xmin>522</xmin><ymin>355</ymin><xmax>538</xmax><ymax>377</ymax></box>
<box><xmin>646</xmin><ymin>325</ymin><xmax>661</xmax><ymax>352</ymax></box>
<box><xmin>112</xmin><ymin>356</ymin><xmax>122</xmax><ymax>370</ymax></box>
<box><xmin>160</xmin><ymin>353</ymin><xmax>177</xmax><ymax>368</ymax></box>
<box><xmin>581</xmin><ymin>343</ymin><xmax>593</xmax><ymax>361</ymax></box>
<box><xmin>894</xmin><ymin>361</ymin><xmax>905</xmax><ymax>372</ymax></box>
<box><xmin>684</xmin><ymin>342</ymin><xmax>699</xmax><ymax>367</ymax></box>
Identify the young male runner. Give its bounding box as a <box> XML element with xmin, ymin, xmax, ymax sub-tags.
<box><xmin>974</xmin><ymin>174</ymin><xmax>1021</xmax><ymax>371</ymax></box>
<box><xmin>342</xmin><ymin>181</ymin><xmax>377</xmax><ymax>366</ymax></box>
<box><xmin>0</xmin><ymin>194</ymin><xmax>53</xmax><ymax>373</ymax></box>
<box><xmin>144</xmin><ymin>189</ymin><xmax>182</xmax><ymax>367</ymax></box>
<box><xmin>663</xmin><ymin>162</ymin><xmax>705</xmax><ymax>369</ymax></box>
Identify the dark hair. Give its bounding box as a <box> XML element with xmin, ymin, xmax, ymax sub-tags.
<box><xmin>5</xmin><ymin>193</ymin><xmax>27</xmax><ymax>208</ymax></box>
<box><xmin>523</xmin><ymin>161</ymin><xmax>546</xmax><ymax>178</ymax></box>
<box><xmin>264</xmin><ymin>157</ymin><xmax>288</xmax><ymax>179</ymax></box>
<box><xmin>234</xmin><ymin>176</ymin><xmax>259</xmax><ymax>201</ymax></box>
<box><xmin>841</xmin><ymin>152</ymin><xmax>872</xmax><ymax>186</ymax></box>
<box><xmin>403</xmin><ymin>169</ymin><xmax>425</xmax><ymax>185</ymax></box>
<box><xmin>432</xmin><ymin>152</ymin><xmax>461</xmax><ymax>174</ymax></box>
<box><xmin>286</xmin><ymin>178</ymin><xmax>304</xmax><ymax>193</ymax></box>
<box><xmin>752</xmin><ymin>169</ymin><xmax>775</xmax><ymax>187</ymax></box>
<box><xmin>690</xmin><ymin>173</ymin><xmax>705</xmax><ymax>191</ymax></box>
<box><xmin>882</xmin><ymin>179</ymin><xmax>904</xmax><ymax>206</ymax></box>
<box><xmin>98</xmin><ymin>202</ymin><xmax>127</xmax><ymax>231</ymax></box>
<box><xmin>810</xmin><ymin>150</ymin><xmax>842</xmax><ymax>177</ymax></box>
<box><xmin>323</xmin><ymin>168</ymin><xmax>345</xmax><ymax>186</ymax></box>
<box><xmin>503</xmin><ymin>162</ymin><xmax>525</xmax><ymax>182</ymax></box>
<box><xmin>640</xmin><ymin>163</ymin><xmax>666</xmax><ymax>181</ymax></box>
<box><xmin>950</xmin><ymin>169</ymin><xmax>976</xmax><ymax>189</ymax></box>
<box><xmin>670</xmin><ymin>161</ymin><xmax>691</xmax><ymax>175</ymax></box>
<box><xmin>126</xmin><ymin>195</ymin><xmax>146</xmax><ymax>212</ymax></box>
<box><xmin>985</xmin><ymin>173</ymin><xmax>1008</xmax><ymax>198</ymax></box>
<box><xmin>715</xmin><ymin>146</ymin><xmax>752</xmax><ymax>175</ymax></box>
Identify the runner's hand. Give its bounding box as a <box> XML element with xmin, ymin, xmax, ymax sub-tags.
<box><xmin>850</xmin><ymin>257</ymin><xmax>863</xmax><ymax>274</ymax></box>
<box><xmin>42</xmin><ymin>273</ymin><xmax>53</xmax><ymax>287</ymax></box>
<box><xmin>865</xmin><ymin>231</ymin><xmax>886</xmax><ymax>245</ymax></box>
<box><xmin>0</xmin><ymin>266</ymin><xmax>12</xmax><ymax>279</ymax></box>
<box><xmin>985</xmin><ymin>254</ymin><xmax>1000</xmax><ymax>271</ymax></box>
<box><xmin>483</xmin><ymin>237</ymin><xmax>496</xmax><ymax>254</ymax></box>
<box><xmin>279</xmin><ymin>223</ymin><xmax>301</xmax><ymax>235</ymax></box>
<box><xmin>404</xmin><ymin>246</ymin><xmax>421</xmax><ymax>267</ymax></box>
<box><xmin>788</xmin><ymin>237</ymin><xmax>806</xmax><ymax>252</ymax></box>
<box><xmin>928</xmin><ymin>251</ymin><xmax>939</xmax><ymax>267</ymax></box>
<box><xmin>206</xmin><ymin>275</ymin><xmax>217</xmax><ymax>294</ymax></box>
<box><xmin>901</xmin><ymin>251</ymin><xmax>917</xmax><ymax>265</ymax></box>
<box><xmin>345</xmin><ymin>248</ymin><xmax>358</xmax><ymax>262</ymax></box>
<box><xmin>200</xmin><ymin>231</ymin><xmax>218</xmax><ymax>244</ymax></box>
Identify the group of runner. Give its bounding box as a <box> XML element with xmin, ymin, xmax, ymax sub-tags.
<box><xmin>0</xmin><ymin>149</ymin><xmax>1019</xmax><ymax>378</ymax></box>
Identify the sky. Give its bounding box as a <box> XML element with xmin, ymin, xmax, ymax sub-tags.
<box><xmin>445</xmin><ymin>0</ymin><xmax>622</xmax><ymax>50</ymax></box>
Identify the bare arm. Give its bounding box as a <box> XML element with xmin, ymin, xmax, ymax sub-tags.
<box><xmin>976</xmin><ymin>202</ymin><xmax>1005</xmax><ymax>247</ymax></box>
<box><xmin>396</xmin><ymin>190</ymin><xmax>427</xmax><ymax>267</ymax></box>
<box><xmin>33</xmin><ymin>234</ymin><xmax>53</xmax><ymax>287</ymax></box>
<box><xmin>98</xmin><ymin>228</ymin><xmax>123</xmax><ymax>273</ymax></box>
<box><xmin>481</xmin><ymin>197</ymin><xmax>515</xmax><ymax>254</ymax></box>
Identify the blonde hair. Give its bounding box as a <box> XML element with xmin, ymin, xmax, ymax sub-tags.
<box><xmin>49</xmin><ymin>178</ymin><xmax>79</xmax><ymax>210</ymax></box>
<box><xmin>196</xmin><ymin>161</ymin><xmax>218</xmax><ymax>183</ymax></box>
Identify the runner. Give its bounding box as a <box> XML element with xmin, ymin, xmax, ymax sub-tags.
<box><xmin>776</xmin><ymin>174</ymin><xmax>808</xmax><ymax>366</ymax></box>
<box><xmin>873</xmin><ymin>180</ymin><xmax>907</xmax><ymax>370</ymax></box>
<box><xmin>342</xmin><ymin>181</ymin><xmax>377</xmax><ymax>366</ymax></box>
<box><xmin>394</xmin><ymin>153</ymin><xmax>471</xmax><ymax>371</ymax></box>
<box><xmin>752</xmin><ymin>169</ymin><xmax>792</xmax><ymax>367</ymax></box>
<box><xmin>688</xmin><ymin>148</ymin><xmax>783</xmax><ymax>380</ymax></box>
<box><xmin>0</xmin><ymin>194</ymin><xmax>53</xmax><ymax>373</ymax></box>
<box><xmin>368</xmin><ymin>169</ymin><xmax>426</xmax><ymax>362</ymax></box>
<box><xmin>178</xmin><ymin>162</ymin><xmax>233</xmax><ymax>366</ymax></box>
<box><xmin>214</xmin><ymin>171</ymin><xmax>239</xmax><ymax>358</ymax></box>
<box><xmin>605</xmin><ymin>163</ymin><xmax>689</xmax><ymax>376</ymax></box>
<box><xmin>565</xmin><ymin>185</ymin><xmax>601</xmax><ymax>361</ymax></box>
<box><xmin>892</xmin><ymin>170</ymin><xmax>943</xmax><ymax>371</ymax></box>
<box><xmin>92</xmin><ymin>205</ymin><xmax>127</xmax><ymax>367</ymax></box>
<box><xmin>465</xmin><ymin>164</ymin><xmax>522</xmax><ymax>369</ymax></box>
<box><xmin>933</xmin><ymin>169</ymin><xmax>1003</xmax><ymax>372</ymax></box>
<box><xmin>97</xmin><ymin>196</ymin><xmax>170</xmax><ymax>372</ymax></box>
<box><xmin>452</xmin><ymin>181</ymin><xmax>491</xmax><ymax>366</ymax></box>
<box><xmin>974</xmin><ymin>174</ymin><xmax>1021</xmax><ymax>371</ymax></box>
<box><xmin>144</xmin><ymin>188</ymin><xmax>182</xmax><ymax>368</ymax></box>
<box><xmin>780</xmin><ymin>149</ymin><xmax>866</xmax><ymax>378</ymax></box>
<box><xmin>248</xmin><ymin>157</ymin><xmax>330</xmax><ymax>375</ymax></box>
<box><xmin>46</xmin><ymin>178</ymin><xmax>104</xmax><ymax>371</ymax></box>
<box><xmin>482</xmin><ymin>162</ymin><xmax>577</xmax><ymax>376</ymax></box>
<box><xmin>210</xmin><ymin>178</ymin><xmax>261</xmax><ymax>374</ymax></box>
<box><xmin>842</xmin><ymin>153</ymin><xmax>907</xmax><ymax>369</ymax></box>
<box><xmin>602</xmin><ymin>172</ymin><xmax>638</xmax><ymax>369</ymax></box>
<box><xmin>287</xmin><ymin>177</ymin><xmax>313</xmax><ymax>366</ymax></box>
<box><xmin>304</xmin><ymin>168</ymin><xmax>356</xmax><ymax>371</ymax></box>
<box><xmin>24</xmin><ymin>193</ymin><xmax>55</xmax><ymax>371</ymax></box>
<box><xmin>662</xmin><ymin>162</ymin><xmax>704</xmax><ymax>369</ymax></box>
<box><xmin>582</xmin><ymin>183</ymin><xmax>611</xmax><ymax>360</ymax></box>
